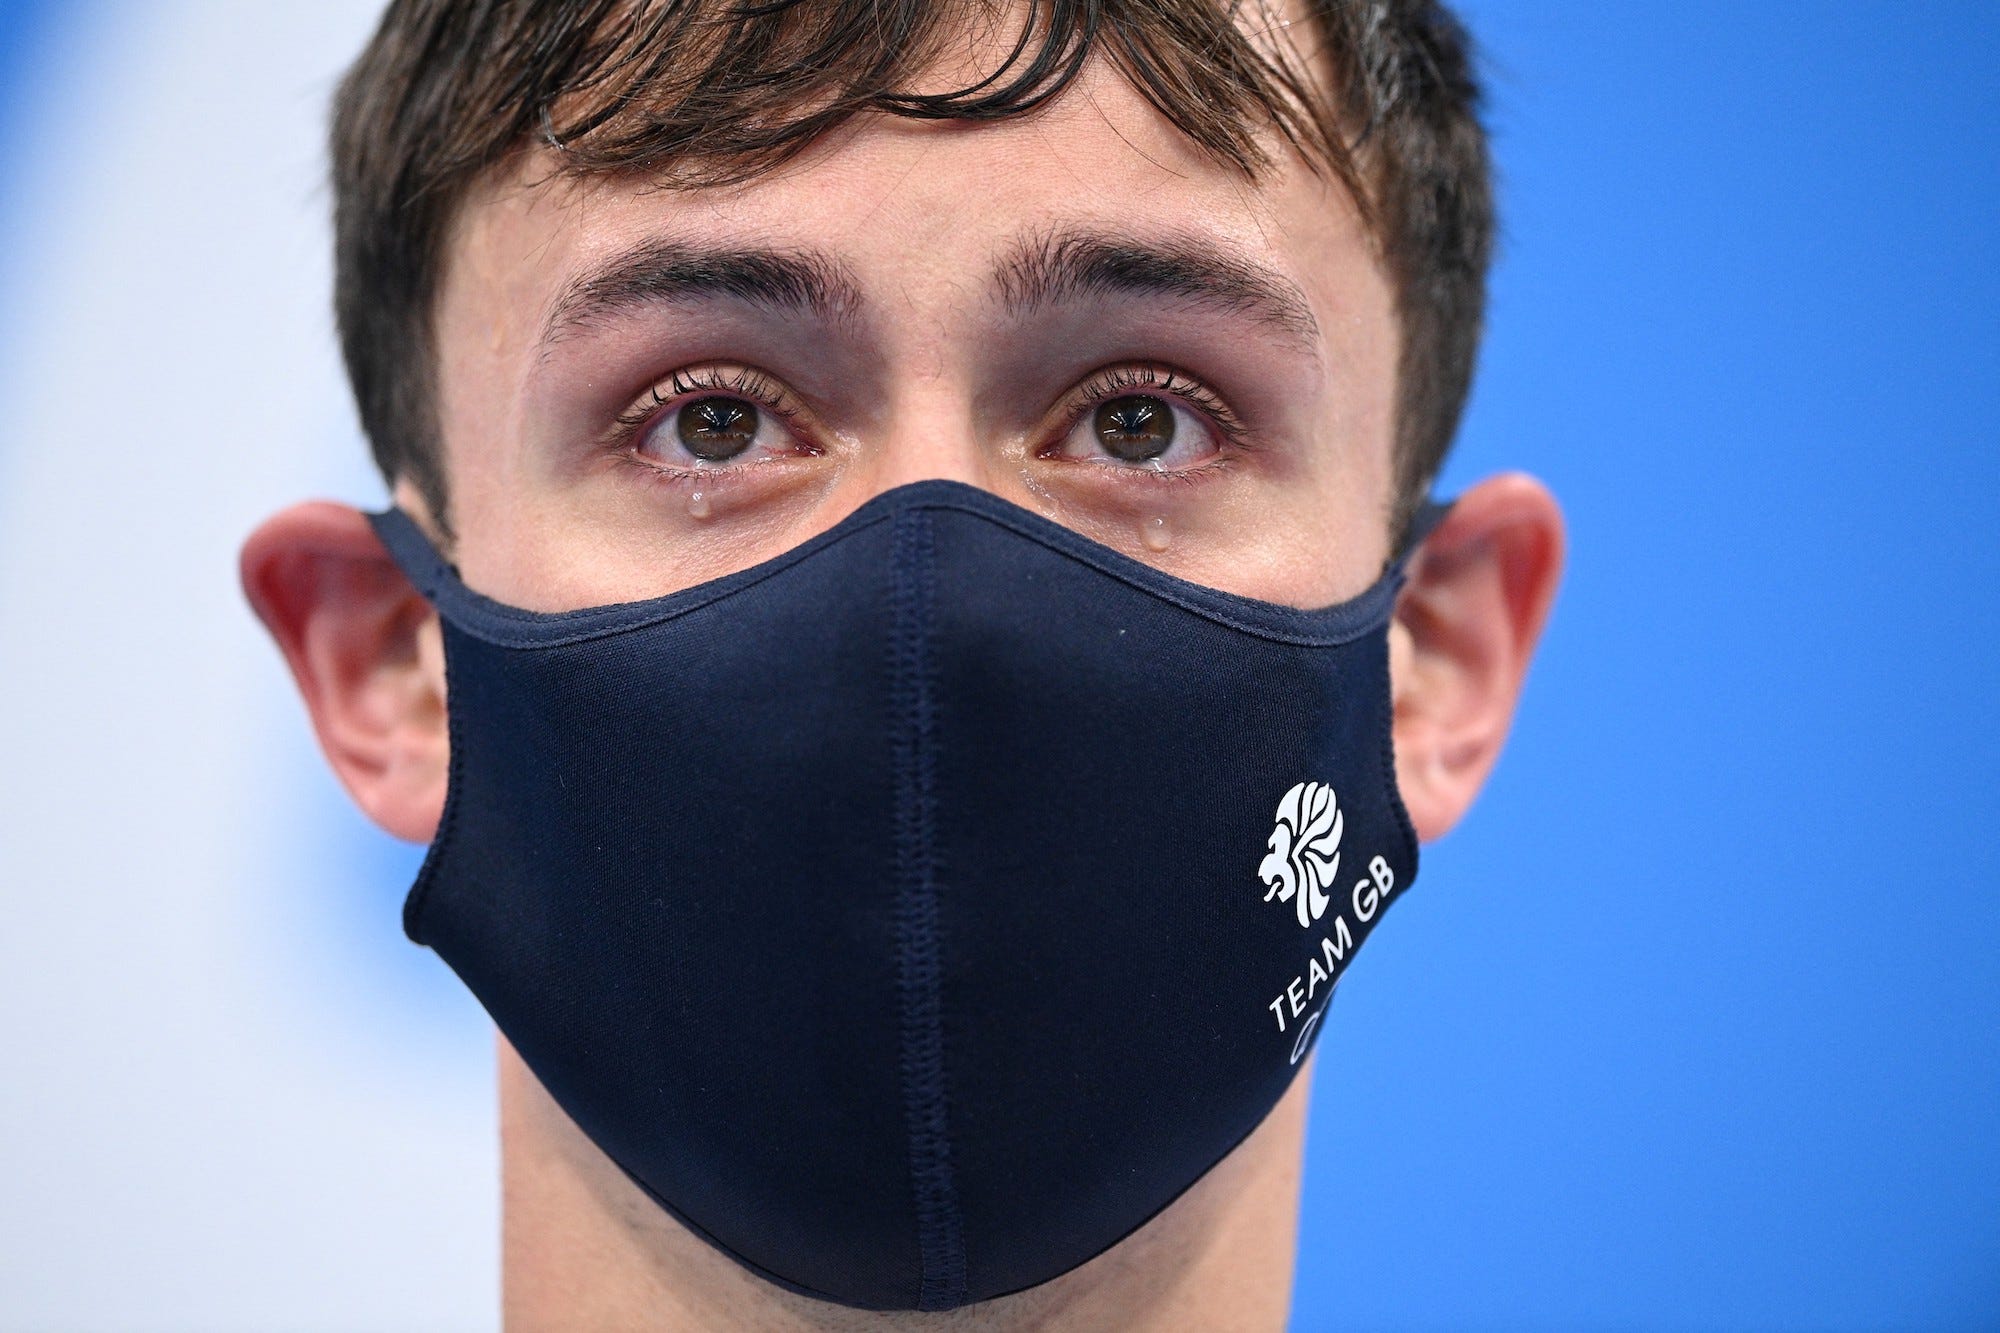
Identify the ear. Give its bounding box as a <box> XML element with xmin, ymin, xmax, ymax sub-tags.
<box><xmin>240</xmin><ymin>502</ymin><xmax>449</xmax><ymax>843</ymax></box>
<box><xmin>1389</xmin><ymin>473</ymin><xmax>1565</xmax><ymax>841</ymax></box>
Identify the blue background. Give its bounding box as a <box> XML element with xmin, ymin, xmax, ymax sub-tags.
<box><xmin>1294</xmin><ymin>3</ymin><xmax>2000</xmax><ymax>1329</ymax></box>
<box><xmin>0</xmin><ymin>2</ymin><xmax>1992</xmax><ymax>1329</ymax></box>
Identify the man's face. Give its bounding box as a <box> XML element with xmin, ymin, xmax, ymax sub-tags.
<box><xmin>424</xmin><ymin>29</ymin><xmax>1402</xmax><ymax>615</ymax></box>
<box><xmin>242</xmin><ymin>27</ymin><xmax>1563</xmax><ymax>1278</ymax></box>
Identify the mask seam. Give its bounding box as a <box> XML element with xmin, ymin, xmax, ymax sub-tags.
<box><xmin>372</xmin><ymin>507</ymin><xmax>897</xmax><ymax>649</ymax></box>
<box><xmin>375</xmin><ymin>494</ymin><xmax>1403</xmax><ymax>651</ymax></box>
<box><xmin>889</xmin><ymin>505</ymin><xmax>969</xmax><ymax>1310</ymax></box>
<box><xmin>909</xmin><ymin>497</ymin><xmax>1402</xmax><ymax>647</ymax></box>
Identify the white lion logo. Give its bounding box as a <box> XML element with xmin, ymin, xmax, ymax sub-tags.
<box><xmin>1259</xmin><ymin>781</ymin><xmax>1342</xmax><ymax>928</ymax></box>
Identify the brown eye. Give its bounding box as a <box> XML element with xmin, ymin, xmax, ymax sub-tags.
<box><xmin>677</xmin><ymin>395</ymin><xmax>759</xmax><ymax>461</ymax></box>
<box><xmin>1093</xmin><ymin>394</ymin><xmax>1175</xmax><ymax>462</ymax></box>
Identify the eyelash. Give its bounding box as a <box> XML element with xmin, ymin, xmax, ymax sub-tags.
<box><xmin>1065</xmin><ymin>364</ymin><xmax>1248</xmax><ymax>445</ymax></box>
<box><xmin>607</xmin><ymin>361</ymin><xmax>1248</xmax><ymax>486</ymax></box>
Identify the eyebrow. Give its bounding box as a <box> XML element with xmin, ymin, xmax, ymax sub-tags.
<box><xmin>991</xmin><ymin>227</ymin><xmax>1322</xmax><ymax>350</ymax></box>
<box><xmin>540</xmin><ymin>237</ymin><xmax>864</xmax><ymax>348</ymax></box>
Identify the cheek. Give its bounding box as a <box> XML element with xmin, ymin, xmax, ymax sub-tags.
<box><xmin>1156</xmin><ymin>454</ymin><xmax>1390</xmax><ymax>610</ymax></box>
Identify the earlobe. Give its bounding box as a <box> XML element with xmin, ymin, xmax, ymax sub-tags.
<box><xmin>240</xmin><ymin>502</ymin><xmax>450</xmax><ymax>843</ymax></box>
<box><xmin>1389</xmin><ymin>473</ymin><xmax>1565</xmax><ymax>842</ymax></box>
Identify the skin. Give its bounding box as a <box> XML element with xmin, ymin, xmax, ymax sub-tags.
<box><xmin>242</xmin><ymin>10</ymin><xmax>1564</xmax><ymax>1329</ymax></box>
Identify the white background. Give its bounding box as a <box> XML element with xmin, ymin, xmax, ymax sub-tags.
<box><xmin>0</xmin><ymin>5</ymin><xmax>498</xmax><ymax>1329</ymax></box>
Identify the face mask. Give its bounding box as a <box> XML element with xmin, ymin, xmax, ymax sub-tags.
<box><xmin>370</xmin><ymin>479</ymin><xmax>1441</xmax><ymax>1312</ymax></box>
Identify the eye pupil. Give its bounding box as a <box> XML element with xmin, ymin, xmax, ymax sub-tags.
<box><xmin>1093</xmin><ymin>394</ymin><xmax>1174</xmax><ymax>462</ymax></box>
<box><xmin>677</xmin><ymin>395</ymin><xmax>759</xmax><ymax>460</ymax></box>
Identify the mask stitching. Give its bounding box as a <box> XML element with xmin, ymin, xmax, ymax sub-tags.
<box><xmin>375</xmin><ymin>486</ymin><xmax>1449</xmax><ymax>650</ymax></box>
<box><xmin>915</xmin><ymin>498</ymin><xmax>1408</xmax><ymax>647</ymax></box>
<box><xmin>370</xmin><ymin>506</ymin><xmax>901</xmax><ymax>644</ymax></box>
<box><xmin>889</xmin><ymin>505</ymin><xmax>970</xmax><ymax>1310</ymax></box>
<box><xmin>375</xmin><ymin>491</ymin><xmax>1411</xmax><ymax>653</ymax></box>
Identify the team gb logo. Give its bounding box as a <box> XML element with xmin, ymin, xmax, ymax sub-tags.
<box><xmin>1259</xmin><ymin>781</ymin><xmax>1343</xmax><ymax>928</ymax></box>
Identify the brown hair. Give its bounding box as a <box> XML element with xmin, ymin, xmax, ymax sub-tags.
<box><xmin>331</xmin><ymin>0</ymin><xmax>1491</xmax><ymax>538</ymax></box>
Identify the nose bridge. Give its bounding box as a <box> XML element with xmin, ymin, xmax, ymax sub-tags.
<box><xmin>825</xmin><ymin>188</ymin><xmax>1021</xmax><ymax>503</ymax></box>
<box><xmin>854</xmin><ymin>375</ymin><xmax>1000</xmax><ymax>497</ymax></box>
<box><xmin>865</xmin><ymin>428</ymin><xmax>990</xmax><ymax>494</ymax></box>
<box><xmin>809</xmin><ymin>380</ymin><xmax>1012</xmax><ymax>543</ymax></box>
<box><xmin>817</xmin><ymin>226</ymin><xmax>1027</xmax><ymax>513</ymax></box>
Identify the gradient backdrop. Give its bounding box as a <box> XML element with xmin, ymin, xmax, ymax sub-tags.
<box><xmin>0</xmin><ymin>3</ymin><xmax>1993</xmax><ymax>1330</ymax></box>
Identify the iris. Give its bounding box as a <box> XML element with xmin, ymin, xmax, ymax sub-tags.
<box><xmin>677</xmin><ymin>395</ymin><xmax>759</xmax><ymax>460</ymax></box>
<box><xmin>1092</xmin><ymin>394</ymin><xmax>1173</xmax><ymax>462</ymax></box>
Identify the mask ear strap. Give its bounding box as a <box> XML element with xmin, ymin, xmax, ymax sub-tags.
<box><xmin>367</xmin><ymin>506</ymin><xmax>463</xmax><ymax>608</ymax></box>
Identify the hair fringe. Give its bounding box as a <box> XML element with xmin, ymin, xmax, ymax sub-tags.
<box><xmin>331</xmin><ymin>0</ymin><xmax>1491</xmax><ymax>535</ymax></box>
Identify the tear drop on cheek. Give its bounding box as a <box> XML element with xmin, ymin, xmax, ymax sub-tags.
<box><xmin>687</xmin><ymin>490</ymin><xmax>712</xmax><ymax>520</ymax></box>
<box><xmin>1139</xmin><ymin>514</ymin><xmax>1172</xmax><ymax>553</ymax></box>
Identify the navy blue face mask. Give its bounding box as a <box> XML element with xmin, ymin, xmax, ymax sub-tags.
<box><xmin>370</xmin><ymin>479</ymin><xmax>1442</xmax><ymax>1312</ymax></box>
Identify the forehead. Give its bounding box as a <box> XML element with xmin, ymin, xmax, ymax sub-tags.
<box><xmin>437</xmin><ymin>8</ymin><xmax>1381</xmax><ymax>349</ymax></box>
